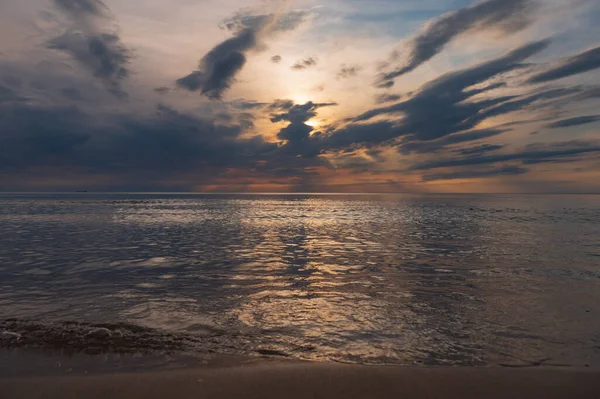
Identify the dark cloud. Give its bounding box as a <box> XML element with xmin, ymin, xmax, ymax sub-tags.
<box><xmin>47</xmin><ymin>0</ymin><xmax>130</xmax><ymax>95</ymax></box>
<box><xmin>366</xmin><ymin>148</ymin><xmax>386</xmax><ymax>162</ymax></box>
<box><xmin>98</xmin><ymin>105</ymin><xmax>277</xmax><ymax>174</ymax></box>
<box><xmin>271</xmin><ymin>55</ymin><xmax>282</xmax><ymax>64</ymax></box>
<box><xmin>237</xmin><ymin>112</ymin><xmax>256</xmax><ymax>130</ymax></box>
<box><xmin>277</xmin><ymin>121</ymin><xmax>314</xmax><ymax>143</ymax></box>
<box><xmin>176</xmin><ymin>29</ymin><xmax>256</xmax><ymax>99</ymax></box>
<box><xmin>410</xmin><ymin>140</ymin><xmax>600</xmax><ymax>171</ymax></box>
<box><xmin>324</xmin><ymin>41</ymin><xmax>549</xmax><ymax>149</ymax></box>
<box><xmin>376</xmin><ymin>80</ymin><xmax>395</xmax><ymax>89</ymax></box>
<box><xmin>0</xmin><ymin>58</ymin><xmax>115</xmax><ymax>104</ymax></box>
<box><xmin>53</xmin><ymin>0</ymin><xmax>109</xmax><ymax>17</ymax></box>
<box><xmin>322</xmin><ymin>120</ymin><xmax>400</xmax><ymax>150</ymax></box>
<box><xmin>3</xmin><ymin>76</ymin><xmax>23</xmax><ymax>89</ymax></box>
<box><xmin>334</xmin><ymin>154</ymin><xmax>377</xmax><ymax>174</ymax></box>
<box><xmin>455</xmin><ymin>144</ymin><xmax>505</xmax><ymax>156</ymax></box>
<box><xmin>177</xmin><ymin>11</ymin><xmax>309</xmax><ymax>99</ymax></box>
<box><xmin>60</xmin><ymin>87</ymin><xmax>84</xmax><ymax>100</ymax></box>
<box><xmin>527</xmin><ymin>46</ymin><xmax>600</xmax><ymax>84</ymax></box>
<box><xmin>0</xmin><ymin>105</ymin><xmax>91</xmax><ymax>169</ymax></box>
<box><xmin>270</xmin><ymin>101</ymin><xmax>336</xmax><ymax>125</ymax></box>
<box><xmin>359</xmin><ymin>41</ymin><xmax>549</xmax><ymax>125</ymax></box>
<box><xmin>546</xmin><ymin>115</ymin><xmax>600</xmax><ymax>129</ymax></box>
<box><xmin>0</xmin><ymin>85</ymin><xmax>22</xmax><ymax>102</ymax></box>
<box><xmin>0</xmin><ymin>83</ymin><xmax>30</xmax><ymax>103</ymax></box>
<box><xmin>577</xmin><ymin>86</ymin><xmax>600</xmax><ymax>101</ymax></box>
<box><xmin>269</xmin><ymin>99</ymin><xmax>295</xmax><ymax>111</ymax></box>
<box><xmin>374</xmin><ymin>93</ymin><xmax>402</xmax><ymax>104</ymax></box>
<box><xmin>521</xmin><ymin>158</ymin><xmax>579</xmax><ymax>165</ymax></box>
<box><xmin>231</xmin><ymin>99</ymin><xmax>267</xmax><ymax>110</ymax></box>
<box><xmin>422</xmin><ymin>165</ymin><xmax>528</xmax><ymax>182</ymax></box>
<box><xmin>0</xmin><ymin>88</ymin><xmax>343</xmax><ymax>190</ymax></box>
<box><xmin>378</xmin><ymin>0</ymin><xmax>536</xmax><ymax>87</ymax></box>
<box><xmin>337</xmin><ymin>66</ymin><xmax>360</xmax><ymax>79</ymax></box>
<box><xmin>0</xmin><ymin>100</ymin><xmax>282</xmax><ymax>187</ymax></box>
<box><xmin>269</xmin><ymin>101</ymin><xmax>337</xmax><ymax>158</ymax></box>
<box><xmin>473</xmin><ymin>87</ymin><xmax>582</xmax><ymax>121</ymax></box>
<box><xmin>291</xmin><ymin>57</ymin><xmax>317</xmax><ymax>70</ymax></box>
<box><xmin>154</xmin><ymin>87</ymin><xmax>170</xmax><ymax>95</ymax></box>
<box><xmin>398</xmin><ymin>129</ymin><xmax>506</xmax><ymax>154</ymax></box>
<box><xmin>47</xmin><ymin>33</ymin><xmax>130</xmax><ymax>88</ymax></box>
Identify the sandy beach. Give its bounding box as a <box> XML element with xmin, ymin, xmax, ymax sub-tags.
<box><xmin>1</xmin><ymin>362</ymin><xmax>599</xmax><ymax>399</ymax></box>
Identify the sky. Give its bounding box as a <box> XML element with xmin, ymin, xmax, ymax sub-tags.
<box><xmin>1</xmin><ymin>0</ymin><xmax>600</xmax><ymax>193</ymax></box>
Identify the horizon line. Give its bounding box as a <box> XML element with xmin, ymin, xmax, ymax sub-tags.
<box><xmin>1</xmin><ymin>191</ymin><xmax>600</xmax><ymax>196</ymax></box>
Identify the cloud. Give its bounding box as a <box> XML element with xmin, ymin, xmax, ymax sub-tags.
<box><xmin>577</xmin><ymin>86</ymin><xmax>600</xmax><ymax>101</ymax></box>
<box><xmin>0</xmin><ymin>57</ymin><xmax>117</xmax><ymax>106</ymax></box>
<box><xmin>270</xmin><ymin>100</ymin><xmax>336</xmax><ymax>136</ymax></box>
<box><xmin>53</xmin><ymin>0</ymin><xmax>109</xmax><ymax>18</ymax></box>
<box><xmin>0</xmin><ymin>105</ymin><xmax>91</xmax><ymax>169</ymax></box>
<box><xmin>268</xmin><ymin>99</ymin><xmax>295</xmax><ymax>111</ymax></box>
<box><xmin>366</xmin><ymin>149</ymin><xmax>385</xmax><ymax>162</ymax></box>
<box><xmin>374</xmin><ymin>93</ymin><xmax>402</xmax><ymax>104</ymax></box>
<box><xmin>2</xmin><ymin>0</ymin><xmax>599</xmax><ymax>193</ymax></box>
<box><xmin>410</xmin><ymin>140</ymin><xmax>600</xmax><ymax>171</ymax></box>
<box><xmin>0</xmin><ymin>100</ymin><xmax>282</xmax><ymax>188</ymax></box>
<box><xmin>176</xmin><ymin>30</ymin><xmax>256</xmax><ymax>99</ymax></box>
<box><xmin>3</xmin><ymin>76</ymin><xmax>23</xmax><ymax>89</ymax></box>
<box><xmin>270</xmin><ymin>101</ymin><xmax>336</xmax><ymax>124</ymax></box>
<box><xmin>546</xmin><ymin>115</ymin><xmax>600</xmax><ymax>128</ymax></box>
<box><xmin>527</xmin><ymin>46</ymin><xmax>600</xmax><ymax>84</ymax></box>
<box><xmin>398</xmin><ymin>129</ymin><xmax>506</xmax><ymax>154</ymax></box>
<box><xmin>222</xmin><ymin>10</ymin><xmax>309</xmax><ymax>33</ymax></box>
<box><xmin>268</xmin><ymin>100</ymin><xmax>336</xmax><ymax>158</ymax></box>
<box><xmin>455</xmin><ymin>144</ymin><xmax>505</xmax><ymax>156</ymax></box>
<box><xmin>323</xmin><ymin>40</ymin><xmax>550</xmax><ymax>149</ymax></box>
<box><xmin>377</xmin><ymin>0</ymin><xmax>536</xmax><ymax>87</ymax></box>
<box><xmin>473</xmin><ymin>87</ymin><xmax>582</xmax><ymax>121</ymax></box>
<box><xmin>337</xmin><ymin>65</ymin><xmax>360</xmax><ymax>79</ymax></box>
<box><xmin>0</xmin><ymin>85</ymin><xmax>25</xmax><ymax>102</ymax></box>
<box><xmin>0</xmin><ymin>86</ymin><xmax>343</xmax><ymax>190</ymax></box>
<box><xmin>422</xmin><ymin>165</ymin><xmax>527</xmax><ymax>181</ymax></box>
<box><xmin>230</xmin><ymin>99</ymin><xmax>268</xmax><ymax>110</ymax></box>
<box><xmin>47</xmin><ymin>33</ymin><xmax>130</xmax><ymax>92</ymax></box>
<box><xmin>291</xmin><ymin>57</ymin><xmax>317</xmax><ymax>70</ymax></box>
<box><xmin>177</xmin><ymin>10</ymin><xmax>310</xmax><ymax>99</ymax></box>
<box><xmin>333</xmin><ymin>154</ymin><xmax>379</xmax><ymax>174</ymax></box>
<box><xmin>61</xmin><ymin>87</ymin><xmax>84</xmax><ymax>100</ymax></box>
<box><xmin>47</xmin><ymin>0</ymin><xmax>130</xmax><ymax>96</ymax></box>
<box><xmin>154</xmin><ymin>87</ymin><xmax>171</xmax><ymax>95</ymax></box>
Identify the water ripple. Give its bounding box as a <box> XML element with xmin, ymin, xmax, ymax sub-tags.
<box><xmin>1</xmin><ymin>193</ymin><xmax>599</xmax><ymax>366</ymax></box>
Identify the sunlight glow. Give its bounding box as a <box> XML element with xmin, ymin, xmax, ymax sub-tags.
<box><xmin>306</xmin><ymin>119</ymin><xmax>319</xmax><ymax>128</ymax></box>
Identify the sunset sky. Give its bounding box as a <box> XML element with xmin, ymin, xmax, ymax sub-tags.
<box><xmin>1</xmin><ymin>0</ymin><xmax>600</xmax><ymax>193</ymax></box>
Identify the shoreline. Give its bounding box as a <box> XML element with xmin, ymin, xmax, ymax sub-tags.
<box><xmin>1</xmin><ymin>362</ymin><xmax>599</xmax><ymax>399</ymax></box>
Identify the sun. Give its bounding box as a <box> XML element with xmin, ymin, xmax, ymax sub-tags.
<box><xmin>290</xmin><ymin>93</ymin><xmax>311</xmax><ymax>105</ymax></box>
<box><xmin>305</xmin><ymin>119</ymin><xmax>319</xmax><ymax>128</ymax></box>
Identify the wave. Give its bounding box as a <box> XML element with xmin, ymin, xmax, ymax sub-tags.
<box><xmin>0</xmin><ymin>319</ymin><xmax>302</xmax><ymax>360</ymax></box>
<box><xmin>0</xmin><ymin>319</ymin><xmax>201</xmax><ymax>355</ymax></box>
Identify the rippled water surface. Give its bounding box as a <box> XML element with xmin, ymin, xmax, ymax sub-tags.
<box><xmin>1</xmin><ymin>193</ymin><xmax>599</xmax><ymax>367</ymax></box>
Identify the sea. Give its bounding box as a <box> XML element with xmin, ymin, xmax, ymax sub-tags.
<box><xmin>1</xmin><ymin>193</ymin><xmax>599</xmax><ymax>370</ymax></box>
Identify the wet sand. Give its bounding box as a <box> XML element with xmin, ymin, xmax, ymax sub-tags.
<box><xmin>1</xmin><ymin>363</ymin><xmax>599</xmax><ymax>399</ymax></box>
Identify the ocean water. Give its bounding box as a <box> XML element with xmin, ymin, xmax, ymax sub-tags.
<box><xmin>1</xmin><ymin>193</ymin><xmax>599</xmax><ymax>367</ymax></box>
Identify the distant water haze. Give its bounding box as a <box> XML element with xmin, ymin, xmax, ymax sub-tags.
<box><xmin>1</xmin><ymin>193</ymin><xmax>599</xmax><ymax>367</ymax></box>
